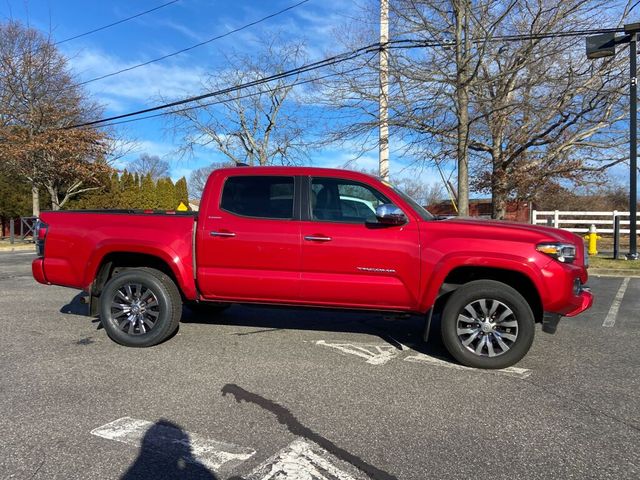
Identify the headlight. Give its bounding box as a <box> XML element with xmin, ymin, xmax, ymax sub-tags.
<box><xmin>536</xmin><ymin>243</ymin><xmax>576</xmax><ymax>263</ymax></box>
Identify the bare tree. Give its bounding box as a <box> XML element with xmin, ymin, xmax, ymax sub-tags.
<box><xmin>0</xmin><ymin>21</ymin><xmax>112</xmax><ymax>213</ymax></box>
<box><xmin>169</xmin><ymin>35</ymin><xmax>310</xmax><ymax>166</ymax></box>
<box><xmin>188</xmin><ymin>161</ymin><xmax>235</xmax><ymax>199</ymax></box>
<box><xmin>467</xmin><ymin>1</ymin><xmax>629</xmax><ymax>218</ymax></box>
<box><xmin>317</xmin><ymin>0</ymin><xmax>630</xmax><ymax>219</ymax></box>
<box><xmin>129</xmin><ymin>153</ymin><xmax>171</xmax><ymax>180</ymax></box>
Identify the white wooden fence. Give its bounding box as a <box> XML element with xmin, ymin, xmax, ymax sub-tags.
<box><xmin>531</xmin><ymin>210</ymin><xmax>639</xmax><ymax>234</ymax></box>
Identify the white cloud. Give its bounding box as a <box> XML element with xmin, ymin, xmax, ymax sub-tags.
<box><xmin>68</xmin><ymin>47</ymin><xmax>206</xmax><ymax>111</ymax></box>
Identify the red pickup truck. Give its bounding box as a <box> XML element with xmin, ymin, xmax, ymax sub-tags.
<box><xmin>32</xmin><ymin>166</ymin><xmax>592</xmax><ymax>369</ymax></box>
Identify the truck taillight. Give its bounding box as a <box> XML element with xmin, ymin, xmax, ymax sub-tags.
<box><xmin>35</xmin><ymin>220</ymin><xmax>48</xmax><ymax>257</ymax></box>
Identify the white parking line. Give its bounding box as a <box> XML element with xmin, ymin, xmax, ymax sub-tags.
<box><xmin>91</xmin><ymin>417</ymin><xmax>255</xmax><ymax>473</ymax></box>
<box><xmin>603</xmin><ymin>277</ymin><xmax>630</xmax><ymax>328</ymax></box>
<box><xmin>246</xmin><ymin>439</ymin><xmax>367</xmax><ymax>480</ymax></box>
<box><xmin>315</xmin><ymin>340</ymin><xmax>399</xmax><ymax>365</ymax></box>
<box><xmin>404</xmin><ymin>353</ymin><xmax>532</xmax><ymax>379</ymax></box>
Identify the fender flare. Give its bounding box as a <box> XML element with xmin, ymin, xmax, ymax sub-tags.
<box><xmin>83</xmin><ymin>241</ymin><xmax>197</xmax><ymax>300</ymax></box>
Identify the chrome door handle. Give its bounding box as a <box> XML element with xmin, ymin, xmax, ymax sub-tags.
<box><xmin>304</xmin><ymin>235</ymin><xmax>332</xmax><ymax>242</ymax></box>
<box><xmin>210</xmin><ymin>231</ymin><xmax>236</xmax><ymax>237</ymax></box>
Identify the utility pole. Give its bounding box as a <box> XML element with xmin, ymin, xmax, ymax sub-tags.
<box><xmin>455</xmin><ymin>0</ymin><xmax>470</xmax><ymax>217</ymax></box>
<box><xmin>379</xmin><ymin>0</ymin><xmax>390</xmax><ymax>181</ymax></box>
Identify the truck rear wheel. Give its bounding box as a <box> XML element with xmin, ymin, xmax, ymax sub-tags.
<box><xmin>99</xmin><ymin>268</ymin><xmax>182</xmax><ymax>347</ymax></box>
<box><xmin>440</xmin><ymin>280</ymin><xmax>535</xmax><ymax>369</ymax></box>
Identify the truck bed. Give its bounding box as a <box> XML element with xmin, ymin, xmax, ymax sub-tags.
<box><xmin>36</xmin><ymin>210</ymin><xmax>198</xmax><ymax>297</ymax></box>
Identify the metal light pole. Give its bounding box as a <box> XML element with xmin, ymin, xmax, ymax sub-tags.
<box><xmin>586</xmin><ymin>24</ymin><xmax>639</xmax><ymax>259</ymax></box>
<box><xmin>629</xmin><ymin>30</ymin><xmax>639</xmax><ymax>259</ymax></box>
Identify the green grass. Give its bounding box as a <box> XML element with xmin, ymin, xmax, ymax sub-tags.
<box><xmin>589</xmin><ymin>255</ymin><xmax>640</xmax><ymax>270</ymax></box>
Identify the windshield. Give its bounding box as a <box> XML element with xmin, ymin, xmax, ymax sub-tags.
<box><xmin>388</xmin><ymin>184</ymin><xmax>434</xmax><ymax>221</ymax></box>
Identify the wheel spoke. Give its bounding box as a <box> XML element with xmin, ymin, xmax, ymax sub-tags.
<box><xmin>457</xmin><ymin>326</ymin><xmax>478</xmax><ymax>336</ymax></box>
<box><xmin>478</xmin><ymin>299</ymin><xmax>488</xmax><ymax>316</ymax></box>
<box><xmin>494</xmin><ymin>334</ymin><xmax>510</xmax><ymax>352</ymax></box>
<box><xmin>138</xmin><ymin>318</ymin><xmax>146</xmax><ymax>334</ymax></box>
<box><xmin>116</xmin><ymin>290</ymin><xmax>129</xmax><ymax>302</ymax></box>
<box><xmin>119</xmin><ymin>316</ymin><xmax>133</xmax><ymax>331</ymax></box>
<box><xmin>497</xmin><ymin>332</ymin><xmax>517</xmax><ymax>342</ymax></box>
<box><xmin>475</xmin><ymin>336</ymin><xmax>487</xmax><ymax>354</ymax></box>
<box><xmin>143</xmin><ymin>316</ymin><xmax>156</xmax><ymax>329</ymax></box>
<box><xmin>486</xmin><ymin>338</ymin><xmax>496</xmax><ymax>357</ymax></box>
<box><xmin>498</xmin><ymin>320</ymin><xmax>518</xmax><ymax>328</ymax></box>
<box><xmin>495</xmin><ymin>308</ymin><xmax>513</xmax><ymax>324</ymax></box>
<box><xmin>464</xmin><ymin>304</ymin><xmax>480</xmax><ymax>321</ymax></box>
<box><xmin>458</xmin><ymin>314</ymin><xmax>478</xmax><ymax>325</ymax></box>
<box><xmin>462</xmin><ymin>331</ymin><xmax>480</xmax><ymax>347</ymax></box>
<box><xmin>488</xmin><ymin>300</ymin><xmax>499</xmax><ymax>317</ymax></box>
<box><xmin>111</xmin><ymin>303</ymin><xmax>129</xmax><ymax>318</ymax></box>
<box><xmin>140</xmin><ymin>289</ymin><xmax>153</xmax><ymax>302</ymax></box>
<box><xmin>146</xmin><ymin>309</ymin><xmax>159</xmax><ymax>318</ymax></box>
<box><xmin>125</xmin><ymin>284</ymin><xmax>134</xmax><ymax>300</ymax></box>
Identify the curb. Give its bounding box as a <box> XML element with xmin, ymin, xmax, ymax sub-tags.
<box><xmin>0</xmin><ymin>245</ymin><xmax>35</xmax><ymax>253</ymax></box>
<box><xmin>589</xmin><ymin>268</ymin><xmax>640</xmax><ymax>278</ymax></box>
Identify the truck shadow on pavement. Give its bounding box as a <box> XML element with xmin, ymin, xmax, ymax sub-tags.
<box><xmin>121</xmin><ymin>420</ymin><xmax>217</xmax><ymax>480</ymax></box>
<box><xmin>183</xmin><ymin>304</ymin><xmax>453</xmax><ymax>364</ymax></box>
<box><xmin>60</xmin><ymin>291</ymin><xmax>88</xmax><ymax>316</ymax></box>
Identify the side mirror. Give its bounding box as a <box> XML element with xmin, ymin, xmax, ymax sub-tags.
<box><xmin>375</xmin><ymin>204</ymin><xmax>407</xmax><ymax>225</ymax></box>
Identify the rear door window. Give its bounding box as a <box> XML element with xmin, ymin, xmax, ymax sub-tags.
<box><xmin>221</xmin><ymin>176</ymin><xmax>294</xmax><ymax>219</ymax></box>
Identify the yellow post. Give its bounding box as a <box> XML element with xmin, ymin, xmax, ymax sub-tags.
<box><xmin>584</xmin><ymin>224</ymin><xmax>600</xmax><ymax>256</ymax></box>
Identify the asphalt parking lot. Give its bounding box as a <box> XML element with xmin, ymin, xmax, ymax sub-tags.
<box><xmin>1</xmin><ymin>251</ymin><xmax>638</xmax><ymax>480</ymax></box>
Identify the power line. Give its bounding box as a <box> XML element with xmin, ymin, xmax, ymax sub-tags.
<box><xmin>94</xmin><ymin>58</ymin><xmax>377</xmax><ymax>129</ymax></box>
<box><xmin>75</xmin><ymin>0</ymin><xmax>310</xmax><ymax>87</ymax></box>
<box><xmin>68</xmin><ymin>41</ymin><xmax>384</xmax><ymax>129</ymax></box>
<box><xmin>54</xmin><ymin>0</ymin><xmax>180</xmax><ymax>45</ymax></box>
<box><xmin>69</xmin><ymin>26</ymin><xmax>627</xmax><ymax>129</ymax></box>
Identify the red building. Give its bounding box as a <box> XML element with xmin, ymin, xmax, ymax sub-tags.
<box><xmin>427</xmin><ymin>199</ymin><xmax>532</xmax><ymax>223</ymax></box>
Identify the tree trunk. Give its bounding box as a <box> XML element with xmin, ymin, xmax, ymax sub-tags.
<box><xmin>31</xmin><ymin>184</ymin><xmax>40</xmax><ymax>217</ymax></box>
<box><xmin>491</xmin><ymin>167</ymin><xmax>508</xmax><ymax>220</ymax></box>
<box><xmin>48</xmin><ymin>185</ymin><xmax>60</xmax><ymax>211</ymax></box>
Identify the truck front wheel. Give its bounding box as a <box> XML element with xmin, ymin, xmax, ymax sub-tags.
<box><xmin>99</xmin><ymin>268</ymin><xmax>182</xmax><ymax>347</ymax></box>
<box><xmin>440</xmin><ymin>280</ymin><xmax>535</xmax><ymax>369</ymax></box>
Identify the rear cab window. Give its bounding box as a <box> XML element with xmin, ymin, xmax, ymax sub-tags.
<box><xmin>221</xmin><ymin>176</ymin><xmax>295</xmax><ymax>219</ymax></box>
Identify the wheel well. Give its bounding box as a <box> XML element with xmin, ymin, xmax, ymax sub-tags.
<box><xmin>92</xmin><ymin>252</ymin><xmax>180</xmax><ymax>298</ymax></box>
<box><xmin>440</xmin><ymin>266</ymin><xmax>543</xmax><ymax>323</ymax></box>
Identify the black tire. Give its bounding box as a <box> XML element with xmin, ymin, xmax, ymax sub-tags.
<box><xmin>99</xmin><ymin>268</ymin><xmax>182</xmax><ymax>347</ymax></box>
<box><xmin>440</xmin><ymin>280</ymin><xmax>535</xmax><ymax>369</ymax></box>
<box><xmin>185</xmin><ymin>302</ymin><xmax>230</xmax><ymax>315</ymax></box>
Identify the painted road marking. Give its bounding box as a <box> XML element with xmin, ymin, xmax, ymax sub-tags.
<box><xmin>603</xmin><ymin>277</ymin><xmax>630</xmax><ymax>327</ymax></box>
<box><xmin>315</xmin><ymin>340</ymin><xmax>399</xmax><ymax>365</ymax></box>
<box><xmin>91</xmin><ymin>417</ymin><xmax>255</xmax><ymax>473</ymax></box>
<box><xmin>246</xmin><ymin>439</ymin><xmax>368</xmax><ymax>480</ymax></box>
<box><xmin>316</xmin><ymin>340</ymin><xmax>530</xmax><ymax>378</ymax></box>
<box><xmin>404</xmin><ymin>353</ymin><xmax>532</xmax><ymax>379</ymax></box>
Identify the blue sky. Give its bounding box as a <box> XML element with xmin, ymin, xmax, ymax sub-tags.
<box><xmin>2</xmin><ymin>0</ymin><xmax>444</xmax><ymax>192</ymax></box>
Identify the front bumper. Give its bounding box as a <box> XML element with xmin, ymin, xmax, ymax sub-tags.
<box><xmin>542</xmin><ymin>287</ymin><xmax>593</xmax><ymax>334</ymax></box>
<box><xmin>564</xmin><ymin>287</ymin><xmax>593</xmax><ymax>317</ymax></box>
